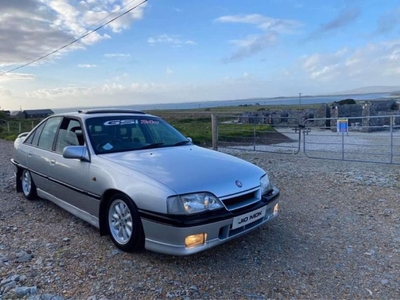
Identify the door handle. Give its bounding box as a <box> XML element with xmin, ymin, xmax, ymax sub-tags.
<box><xmin>50</xmin><ymin>160</ymin><xmax>56</xmax><ymax>166</ymax></box>
<box><xmin>28</xmin><ymin>152</ymin><xmax>32</xmax><ymax>157</ymax></box>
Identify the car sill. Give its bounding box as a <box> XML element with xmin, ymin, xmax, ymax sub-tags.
<box><xmin>37</xmin><ymin>188</ymin><xmax>99</xmax><ymax>228</ymax></box>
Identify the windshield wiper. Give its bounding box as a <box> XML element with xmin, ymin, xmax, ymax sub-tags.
<box><xmin>138</xmin><ymin>142</ymin><xmax>165</xmax><ymax>150</ymax></box>
<box><xmin>173</xmin><ymin>140</ymin><xmax>191</xmax><ymax>146</ymax></box>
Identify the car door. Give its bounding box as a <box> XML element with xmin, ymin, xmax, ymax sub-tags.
<box><xmin>46</xmin><ymin>118</ymin><xmax>100</xmax><ymax>221</ymax></box>
<box><xmin>26</xmin><ymin>117</ymin><xmax>63</xmax><ymax>193</ymax></box>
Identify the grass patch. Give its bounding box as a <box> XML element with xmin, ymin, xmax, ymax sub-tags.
<box><xmin>169</xmin><ymin>118</ymin><xmax>212</xmax><ymax>145</ymax></box>
<box><xmin>169</xmin><ymin>117</ymin><xmax>273</xmax><ymax>146</ymax></box>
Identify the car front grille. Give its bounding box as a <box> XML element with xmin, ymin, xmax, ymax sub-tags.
<box><xmin>220</xmin><ymin>188</ymin><xmax>260</xmax><ymax>211</ymax></box>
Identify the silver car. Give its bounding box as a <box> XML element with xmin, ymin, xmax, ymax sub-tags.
<box><xmin>11</xmin><ymin>109</ymin><xmax>279</xmax><ymax>255</ymax></box>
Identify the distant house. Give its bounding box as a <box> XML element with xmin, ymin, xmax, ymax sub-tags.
<box><xmin>0</xmin><ymin>110</ymin><xmax>10</xmax><ymax>117</ymax></box>
<box><xmin>10</xmin><ymin>111</ymin><xmax>24</xmax><ymax>118</ymax></box>
<box><xmin>22</xmin><ymin>109</ymin><xmax>54</xmax><ymax>119</ymax></box>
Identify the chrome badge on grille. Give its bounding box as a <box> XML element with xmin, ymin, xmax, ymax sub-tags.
<box><xmin>235</xmin><ymin>180</ymin><xmax>242</xmax><ymax>188</ymax></box>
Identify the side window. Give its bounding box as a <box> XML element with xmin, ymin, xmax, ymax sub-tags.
<box><xmin>55</xmin><ymin>119</ymin><xmax>84</xmax><ymax>153</ymax></box>
<box><xmin>37</xmin><ymin>117</ymin><xmax>62</xmax><ymax>151</ymax></box>
<box><xmin>68</xmin><ymin>119</ymin><xmax>84</xmax><ymax>146</ymax></box>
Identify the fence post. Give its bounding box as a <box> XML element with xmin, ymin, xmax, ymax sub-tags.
<box><xmin>390</xmin><ymin>116</ymin><xmax>394</xmax><ymax>164</ymax></box>
<box><xmin>211</xmin><ymin>114</ymin><xmax>218</xmax><ymax>151</ymax></box>
<box><xmin>7</xmin><ymin>122</ymin><xmax>10</xmax><ymax>133</ymax></box>
<box><xmin>253</xmin><ymin>122</ymin><xmax>256</xmax><ymax>151</ymax></box>
<box><xmin>31</xmin><ymin>121</ymin><xmax>34</xmax><ymax>129</ymax></box>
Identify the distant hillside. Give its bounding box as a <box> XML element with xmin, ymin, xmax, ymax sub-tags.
<box><xmin>335</xmin><ymin>86</ymin><xmax>400</xmax><ymax>95</ymax></box>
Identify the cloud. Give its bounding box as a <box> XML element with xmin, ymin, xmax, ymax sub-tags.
<box><xmin>78</xmin><ymin>64</ymin><xmax>96</xmax><ymax>68</ymax></box>
<box><xmin>226</xmin><ymin>33</ymin><xmax>277</xmax><ymax>62</ymax></box>
<box><xmin>215</xmin><ymin>14</ymin><xmax>302</xmax><ymax>62</ymax></box>
<box><xmin>321</xmin><ymin>7</ymin><xmax>361</xmax><ymax>31</ymax></box>
<box><xmin>216</xmin><ymin>14</ymin><xmax>302</xmax><ymax>34</ymax></box>
<box><xmin>216</xmin><ymin>14</ymin><xmax>268</xmax><ymax>24</ymax></box>
<box><xmin>24</xmin><ymin>82</ymin><xmax>170</xmax><ymax>102</ymax></box>
<box><xmin>374</xmin><ymin>8</ymin><xmax>400</xmax><ymax>35</ymax></box>
<box><xmin>0</xmin><ymin>88</ymin><xmax>12</xmax><ymax>98</ymax></box>
<box><xmin>147</xmin><ymin>34</ymin><xmax>196</xmax><ymax>46</ymax></box>
<box><xmin>299</xmin><ymin>40</ymin><xmax>400</xmax><ymax>83</ymax></box>
<box><xmin>166</xmin><ymin>67</ymin><xmax>173</xmax><ymax>74</ymax></box>
<box><xmin>0</xmin><ymin>72</ymin><xmax>35</xmax><ymax>83</ymax></box>
<box><xmin>306</xmin><ymin>7</ymin><xmax>361</xmax><ymax>40</ymax></box>
<box><xmin>104</xmin><ymin>53</ymin><xmax>131</xmax><ymax>58</ymax></box>
<box><xmin>0</xmin><ymin>0</ymin><xmax>146</xmax><ymax>67</ymax></box>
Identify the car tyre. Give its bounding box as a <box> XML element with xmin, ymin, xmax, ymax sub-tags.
<box><xmin>21</xmin><ymin>169</ymin><xmax>37</xmax><ymax>200</ymax></box>
<box><xmin>107</xmin><ymin>193</ymin><xmax>144</xmax><ymax>252</ymax></box>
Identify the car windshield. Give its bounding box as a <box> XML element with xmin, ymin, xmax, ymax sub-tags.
<box><xmin>86</xmin><ymin>116</ymin><xmax>189</xmax><ymax>154</ymax></box>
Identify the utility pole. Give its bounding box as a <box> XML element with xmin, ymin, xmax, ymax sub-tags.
<box><xmin>299</xmin><ymin>93</ymin><xmax>302</xmax><ymax>106</ymax></box>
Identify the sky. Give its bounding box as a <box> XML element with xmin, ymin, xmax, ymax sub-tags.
<box><xmin>1</xmin><ymin>0</ymin><xmax>400</xmax><ymax>110</ymax></box>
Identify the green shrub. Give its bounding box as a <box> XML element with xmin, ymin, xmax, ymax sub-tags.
<box><xmin>338</xmin><ymin>99</ymin><xmax>356</xmax><ymax>105</ymax></box>
<box><xmin>4</xmin><ymin>134</ymin><xmax>17</xmax><ymax>141</ymax></box>
<box><xmin>390</xmin><ymin>102</ymin><xmax>398</xmax><ymax>110</ymax></box>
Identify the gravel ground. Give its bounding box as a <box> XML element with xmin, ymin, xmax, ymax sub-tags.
<box><xmin>1</xmin><ymin>139</ymin><xmax>400</xmax><ymax>300</ymax></box>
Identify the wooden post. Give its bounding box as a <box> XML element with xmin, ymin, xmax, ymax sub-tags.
<box><xmin>211</xmin><ymin>114</ymin><xmax>218</xmax><ymax>151</ymax></box>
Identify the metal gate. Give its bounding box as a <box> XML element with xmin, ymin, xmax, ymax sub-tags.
<box><xmin>303</xmin><ymin>115</ymin><xmax>400</xmax><ymax>164</ymax></box>
<box><xmin>214</xmin><ymin>113</ymin><xmax>400</xmax><ymax>165</ymax></box>
<box><xmin>215</xmin><ymin>114</ymin><xmax>301</xmax><ymax>154</ymax></box>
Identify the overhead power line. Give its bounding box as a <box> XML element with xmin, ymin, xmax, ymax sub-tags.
<box><xmin>1</xmin><ymin>0</ymin><xmax>147</xmax><ymax>75</ymax></box>
<box><xmin>31</xmin><ymin>0</ymin><xmax>144</xmax><ymax>64</ymax></box>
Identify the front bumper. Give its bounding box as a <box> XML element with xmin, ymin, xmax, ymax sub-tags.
<box><xmin>141</xmin><ymin>188</ymin><xmax>279</xmax><ymax>255</ymax></box>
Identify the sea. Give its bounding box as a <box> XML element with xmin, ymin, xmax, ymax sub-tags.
<box><xmin>53</xmin><ymin>92</ymin><xmax>395</xmax><ymax>113</ymax></box>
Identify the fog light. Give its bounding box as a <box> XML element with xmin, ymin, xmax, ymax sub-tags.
<box><xmin>185</xmin><ymin>233</ymin><xmax>207</xmax><ymax>248</ymax></box>
<box><xmin>273</xmin><ymin>203</ymin><xmax>279</xmax><ymax>215</ymax></box>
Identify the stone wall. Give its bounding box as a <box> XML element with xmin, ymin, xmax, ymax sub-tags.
<box><xmin>331</xmin><ymin>103</ymin><xmax>363</xmax><ymax>130</ymax></box>
<box><xmin>238</xmin><ymin>100</ymin><xmax>400</xmax><ymax>132</ymax></box>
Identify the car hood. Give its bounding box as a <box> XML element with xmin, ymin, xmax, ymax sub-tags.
<box><xmin>100</xmin><ymin>146</ymin><xmax>265</xmax><ymax>196</ymax></box>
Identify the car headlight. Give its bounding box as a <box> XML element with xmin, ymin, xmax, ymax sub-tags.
<box><xmin>260</xmin><ymin>174</ymin><xmax>273</xmax><ymax>195</ymax></box>
<box><xmin>167</xmin><ymin>193</ymin><xmax>224</xmax><ymax>215</ymax></box>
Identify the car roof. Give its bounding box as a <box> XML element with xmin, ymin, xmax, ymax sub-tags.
<box><xmin>53</xmin><ymin>109</ymin><xmax>155</xmax><ymax>121</ymax></box>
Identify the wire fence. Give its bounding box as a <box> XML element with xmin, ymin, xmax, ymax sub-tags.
<box><xmin>0</xmin><ymin>119</ymin><xmax>41</xmax><ymax>136</ymax></box>
<box><xmin>216</xmin><ymin>115</ymin><xmax>301</xmax><ymax>154</ymax></box>
<box><xmin>214</xmin><ymin>113</ymin><xmax>400</xmax><ymax>165</ymax></box>
<box><xmin>303</xmin><ymin>115</ymin><xmax>400</xmax><ymax>164</ymax></box>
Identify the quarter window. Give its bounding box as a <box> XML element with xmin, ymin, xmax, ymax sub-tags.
<box><xmin>23</xmin><ymin>122</ymin><xmax>45</xmax><ymax>146</ymax></box>
<box><xmin>23</xmin><ymin>132</ymin><xmax>35</xmax><ymax>145</ymax></box>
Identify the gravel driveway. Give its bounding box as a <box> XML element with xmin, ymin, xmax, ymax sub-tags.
<box><xmin>1</xmin><ymin>139</ymin><xmax>399</xmax><ymax>299</ymax></box>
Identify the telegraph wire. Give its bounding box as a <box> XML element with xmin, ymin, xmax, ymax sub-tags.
<box><xmin>33</xmin><ymin>0</ymin><xmax>144</xmax><ymax>64</ymax></box>
<box><xmin>1</xmin><ymin>0</ymin><xmax>147</xmax><ymax>75</ymax></box>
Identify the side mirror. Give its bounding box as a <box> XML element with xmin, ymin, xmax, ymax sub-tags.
<box><xmin>187</xmin><ymin>137</ymin><xmax>193</xmax><ymax>143</ymax></box>
<box><xmin>63</xmin><ymin>146</ymin><xmax>90</xmax><ymax>162</ymax></box>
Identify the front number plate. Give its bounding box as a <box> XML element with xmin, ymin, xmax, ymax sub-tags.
<box><xmin>231</xmin><ymin>206</ymin><xmax>267</xmax><ymax>230</ymax></box>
